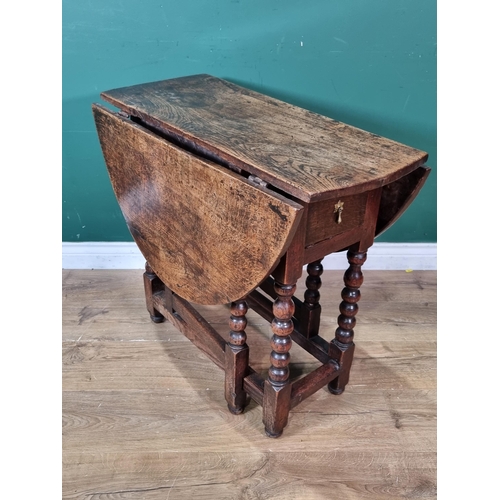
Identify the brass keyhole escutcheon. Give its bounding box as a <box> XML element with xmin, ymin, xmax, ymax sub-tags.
<box><xmin>334</xmin><ymin>200</ymin><xmax>344</xmax><ymax>224</ymax></box>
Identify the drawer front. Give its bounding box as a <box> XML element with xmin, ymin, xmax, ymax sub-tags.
<box><xmin>305</xmin><ymin>192</ymin><xmax>368</xmax><ymax>247</ymax></box>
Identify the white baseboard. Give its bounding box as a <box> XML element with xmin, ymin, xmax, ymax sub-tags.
<box><xmin>62</xmin><ymin>242</ymin><xmax>436</xmax><ymax>271</ymax></box>
<box><xmin>321</xmin><ymin>242</ymin><xmax>436</xmax><ymax>270</ymax></box>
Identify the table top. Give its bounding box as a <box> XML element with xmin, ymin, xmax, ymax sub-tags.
<box><xmin>102</xmin><ymin>74</ymin><xmax>427</xmax><ymax>203</ymax></box>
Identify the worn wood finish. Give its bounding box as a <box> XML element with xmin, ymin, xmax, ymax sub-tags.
<box><xmin>101</xmin><ymin>74</ymin><xmax>428</xmax><ymax>202</ymax></box>
<box><xmin>152</xmin><ymin>289</ymin><xmax>226</xmax><ymax>370</ymax></box>
<box><xmin>225</xmin><ymin>300</ymin><xmax>250</xmax><ymax>414</ymax></box>
<box><xmin>246</xmin><ymin>288</ymin><xmax>332</xmax><ymax>365</ymax></box>
<box><xmin>305</xmin><ymin>192</ymin><xmax>368</xmax><ymax>246</ymax></box>
<box><xmin>329</xmin><ymin>248</ymin><xmax>367</xmax><ymax>395</ymax></box>
<box><xmin>262</xmin><ymin>282</ymin><xmax>296</xmax><ymax>437</ymax></box>
<box><xmin>92</xmin><ymin>75</ymin><xmax>431</xmax><ymax>438</ymax></box>
<box><xmin>63</xmin><ymin>269</ymin><xmax>436</xmax><ymax>499</ymax></box>
<box><xmin>270</xmin><ymin>207</ymin><xmax>309</xmax><ymax>286</ymax></box>
<box><xmin>93</xmin><ymin>104</ymin><xmax>303</xmax><ymax>305</ymax></box>
<box><xmin>376</xmin><ymin>165</ymin><xmax>431</xmax><ymax>237</ymax></box>
<box><xmin>290</xmin><ymin>361</ymin><xmax>340</xmax><ymax>409</ymax></box>
<box><xmin>242</xmin><ymin>371</ymin><xmax>265</xmax><ymax>407</ymax></box>
<box><xmin>298</xmin><ymin>259</ymin><xmax>324</xmax><ymax>338</ymax></box>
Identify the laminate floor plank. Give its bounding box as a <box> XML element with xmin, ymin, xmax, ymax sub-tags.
<box><xmin>62</xmin><ymin>340</ymin><xmax>435</xmax><ymax>392</ymax></box>
<box><xmin>62</xmin><ymin>269</ymin><xmax>436</xmax><ymax>499</ymax></box>
<box><xmin>63</xmin><ymin>450</ymin><xmax>436</xmax><ymax>500</ymax></box>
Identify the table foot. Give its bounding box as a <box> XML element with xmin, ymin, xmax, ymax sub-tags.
<box><xmin>149</xmin><ymin>313</ymin><xmax>165</xmax><ymax>323</ymax></box>
<box><xmin>265</xmin><ymin>428</ymin><xmax>283</xmax><ymax>438</ymax></box>
<box><xmin>327</xmin><ymin>382</ymin><xmax>344</xmax><ymax>395</ymax></box>
<box><xmin>227</xmin><ymin>403</ymin><xmax>245</xmax><ymax>415</ymax></box>
<box><xmin>263</xmin><ymin>380</ymin><xmax>292</xmax><ymax>438</ymax></box>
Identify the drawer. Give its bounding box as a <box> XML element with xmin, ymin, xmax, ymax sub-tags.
<box><xmin>305</xmin><ymin>192</ymin><xmax>368</xmax><ymax>247</ymax></box>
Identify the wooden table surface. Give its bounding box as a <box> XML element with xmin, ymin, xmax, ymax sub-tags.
<box><xmin>102</xmin><ymin>74</ymin><xmax>428</xmax><ymax>202</ymax></box>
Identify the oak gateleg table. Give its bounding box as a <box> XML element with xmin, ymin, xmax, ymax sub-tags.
<box><xmin>93</xmin><ymin>74</ymin><xmax>430</xmax><ymax>437</ymax></box>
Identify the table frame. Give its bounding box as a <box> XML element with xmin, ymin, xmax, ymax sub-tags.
<box><xmin>143</xmin><ymin>189</ymin><xmax>379</xmax><ymax>438</ymax></box>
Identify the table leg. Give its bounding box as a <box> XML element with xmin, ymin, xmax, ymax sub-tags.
<box><xmin>300</xmin><ymin>259</ymin><xmax>323</xmax><ymax>338</ymax></box>
<box><xmin>225</xmin><ymin>299</ymin><xmax>250</xmax><ymax>414</ymax></box>
<box><xmin>263</xmin><ymin>281</ymin><xmax>296</xmax><ymax>437</ymax></box>
<box><xmin>328</xmin><ymin>248</ymin><xmax>367</xmax><ymax>394</ymax></box>
<box><xmin>143</xmin><ymin>262</ymin><xmax>165</xmax><ymax>323</ymax></box>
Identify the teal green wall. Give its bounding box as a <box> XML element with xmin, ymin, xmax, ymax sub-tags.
<box><xmin>63</xmin><ymin>0</ymin><xmax>436</xmax><ymax>243</ymax></box>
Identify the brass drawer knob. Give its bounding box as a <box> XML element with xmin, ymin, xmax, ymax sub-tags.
<box><xmin>334</xmin><ymin>200</ymin><xmax>344</xmax><ymax>224</ymax></box>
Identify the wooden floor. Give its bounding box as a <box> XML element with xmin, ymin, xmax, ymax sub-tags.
<box><xmin>62</xmin><ymin>269</ymin><xmax>436</xmax><ymax>500</ymax></box>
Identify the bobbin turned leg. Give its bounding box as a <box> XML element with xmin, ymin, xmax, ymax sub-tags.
<box><xmin>225</xmin><ymin>300</ymin><xmax>250</xmax><ymax>415</ymax></box>
<box><xmin>263</xmin><ymin>282</ymin><xmax>296</xmax><ymax>438</ymax></box>
<box><xmin>299</xmin><ymin>259</ymin><xmax>324</xmax><ymax>338</ymax></box>
<box><xmin>143</xmin><ymin>262</ymin><xmax>165</xmax><ymax>323</ymax></box>
<box><xmin>328</xmin><ymin>248</ymin><xmax>367</xmax><ymax>395</ymax></box>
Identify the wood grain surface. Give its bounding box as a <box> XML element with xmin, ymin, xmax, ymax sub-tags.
<box><xmin>63</xmin><ymin>269</ymin><xmax>436</xmax><ymax>499</ymax></box>
<box><xmin>101</xmin><ymin>74</ymin><xmax>428</xmax><ymax>202</ymax></box>
<box><xmin>93</xmin><ymin>104</ymin><xmax>303</xmax><ymax>305</ymax></box>
<box><xmin>305</xmin><ymin>192</ymin><xmax>368</xmax><ymax>247</ymax></box>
